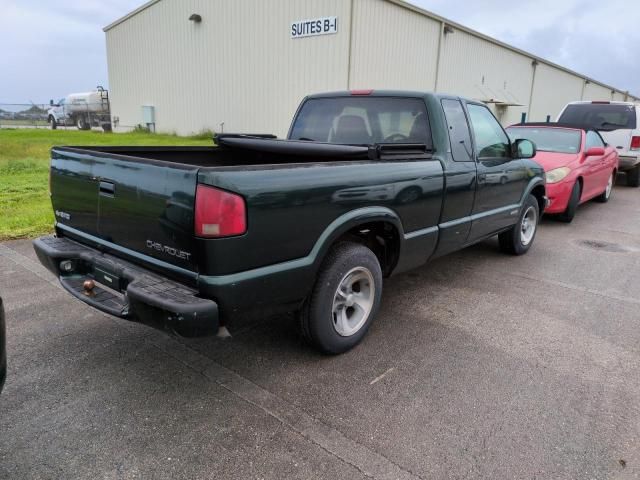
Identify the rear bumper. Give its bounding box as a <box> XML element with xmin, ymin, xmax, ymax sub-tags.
<box><xmin>618</xmin><ymin>155</ymin><xmax>640</xmax><ymax>171</ymax></box>
<box><xmin>33</xmin><ymin>236</ymin><xmax>218</xmax><ymax>332</ymax></box>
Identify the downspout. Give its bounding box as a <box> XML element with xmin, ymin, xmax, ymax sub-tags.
<box><xmin>580</xmin><ymin>79</ymin><xmax>589</xmax><ymax>100</ymax></box>
<box><xmin>346</xmin><ymin>0</ymin><xmax>355</xmax><ymax>89</ymax></box>
<box><xmin>433</xmin><ymin>21</ymin><xmax>445</xmax><ymax>92</ymax></box>
<box><xmin>526</xmin><ymin>59</ymin><xmax>537</xmax><ymax>120</ymax></box>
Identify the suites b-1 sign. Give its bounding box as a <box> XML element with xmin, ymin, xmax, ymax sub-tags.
<box><xmin>291</xmin><ymin>17</ymin><xmax>338</xmax><ymax>39</ymax></box>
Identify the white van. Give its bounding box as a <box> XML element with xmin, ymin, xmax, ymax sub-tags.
<box><xmin>557</xmin><ymin>101</ymin><xmax>640</xmax><ymax>187</ymax></box>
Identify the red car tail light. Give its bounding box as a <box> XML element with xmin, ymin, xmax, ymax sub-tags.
<box><xmin>351</xmin><ymin>89</ymin><xmax>374</xmax><ymax>96</ymax></box>
<box><xmin>194</xmin><ymin>184</ymin><xmax>246</xmax><ymax>238</ymax></box>
<box><xmin>631</xmin><ymin>136</ymin><xmax>640</xmax><ymax>150</ymax></box>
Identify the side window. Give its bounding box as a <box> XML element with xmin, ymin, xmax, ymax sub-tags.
<box><xmin>467</xmin><ymin>104</ymin><xmax>510</xmax><ymax>159</ymax></box>
<box><xmin>585</xmin><ymin>130</ymin><xmax>604</xmax><ymax>149</ymax></box>
<box><xmin>441</xmin><ymin>99</ymin><xmax>473</xmax><ymax>162</ymax></box>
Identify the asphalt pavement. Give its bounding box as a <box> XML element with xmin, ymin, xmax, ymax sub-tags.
<box><xmin>1</xmin><ymin>181</ymin><xmax>639</xmax><ymax>479</ymax></box>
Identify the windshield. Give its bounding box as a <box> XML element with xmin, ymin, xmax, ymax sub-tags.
<box><xmin>506</xmin><ymin>127</ymin><xmax>582</xmax><ymax>154</ymax></box>
<box><xmin>289</xmin><ymin>97</ymin><xmax>432</xmax><ymax>147</ymax></box>
<box><xmin>558</xmin><ymin>103</ymin><xmax>637</xmax><ymax>131</ymax></box>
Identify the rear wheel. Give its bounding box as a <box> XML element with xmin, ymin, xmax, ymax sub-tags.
<box><xmin>595</xmin><ymin>171</ymin><xmax>615</xmax><ymax>203</ymax></box>
<box><xmin>76</xmin><ymin>115</ymin><xmax>90</xmax><ymax>130</ymax></box>
<box><xmin>626</xmin><ymin>165</ymin><xmax>640</xmax><ymax>187</ymax></box>
<box><xmin>556</xmin><ymin>181</ymin><xmax>581</xmax><ymax>223</ymax></box>
<box><xmin>498</xmin><ymin>194</ymin><xmax>539</xmax><ymax>255</ymax></box>
<box><xmin>298</xmin><ymin>242</ymin><xmax>382</xmax><ymax>354</ymax></box>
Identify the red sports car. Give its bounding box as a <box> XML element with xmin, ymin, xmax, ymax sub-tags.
<box><xmin>507</xmin><ymin>123</ymin><xmax>618</xmax><ymax>222</ymax></box>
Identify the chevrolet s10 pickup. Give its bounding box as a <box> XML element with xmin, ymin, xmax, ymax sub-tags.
<box><xmin>34</xmin><ymin>90</ymin><xmax>546</xmax><ymax>354</ymax></box>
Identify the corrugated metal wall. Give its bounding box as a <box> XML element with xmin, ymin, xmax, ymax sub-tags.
<box><xmin>105</xmin><ymin>0</ymin><xmax>638</xmax><ymax>136</ymax></box>
<box><xmin>582</xmin><ymin>82</ymin><xmax>614</xmax><ymax>102</ymax></box>
<box><xmin>349</xmin><ymin>0</ymin><xmax>440</xmax><ymax>90</ymax></box>
<box><xmin>528</xmin><ymin>63</ymin><xmax>584</xmax><ymax>121</ymax></box>
<box><xmin>437</xmin><ymin>26</ymin><xmax>533</xmax><ymax>126</ymax></box>
<box><xmin>107</xmin><ymin>0</ymin><xmax>351</xmax><ymax>136</ymax></box>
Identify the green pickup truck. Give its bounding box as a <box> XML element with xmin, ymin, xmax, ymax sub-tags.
<box><xmin>34</xmin><ymin>91</ymin><xmax>546</xmax><ymax>354</ymax></box>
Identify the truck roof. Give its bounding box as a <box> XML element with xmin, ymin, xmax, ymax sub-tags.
<box><xmin>304</xmin><ymin>90</ymin><xmax>475</xmax><ymax>103</ymax></box>
<box><xmin>565</xmin><ymin>100</ymin><xmax>639</xmax><ymax>107</ymax></box>
<box><xmin>508</xmin><ymin>122</ymin><xmax>593</xmax><ymax>132</ymax></box>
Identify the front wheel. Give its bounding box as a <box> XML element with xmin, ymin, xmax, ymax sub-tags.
<box><xmin>498</xmin><ymin>194</ymin><xmax>539</xmax><ymax>255</ymax></box>
<box><xmin>76</xmin><ymin>115</ymin><xmax>90</xmax><ymax>130</ymax></box>
<box><xmin>48</xmin><ymin>116</ymin><xmax>57</xmax><ymax>130</ymax></box>
<box><xmin>595</xmin><ymin>171</ymin><xmax>615</xmax><ymax>203</ymax></box>
<box><xmin>298</xmin><ymin>242</ymin><xmax>382</xmax><ymax>354</ymax></box>
<box><xmin>556</xmin><ymin>181</ymin><xmax>581</xmax><ymax>223</ymax></box>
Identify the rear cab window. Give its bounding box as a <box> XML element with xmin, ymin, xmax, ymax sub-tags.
<box><xmin>289</xmin><ymin>97</ymin><xmax>432</xmax><ymax>149</ymax></box>
<box><xmin>559</xmin><ymin>103</ymin><xmax>637</xmax><ymax>131</ymax></box>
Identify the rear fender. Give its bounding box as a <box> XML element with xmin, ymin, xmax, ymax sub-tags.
<box><xmin>197</xmin><ymin>207</ymin><xmax>405</xmax><ymax>316</ymax></box>
<box><xmin>309</xmin><ymin>207</ymin><xmax>405</xmax><ymax>271</ymax></box>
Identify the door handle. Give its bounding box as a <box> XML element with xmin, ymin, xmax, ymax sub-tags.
<box><xmin>99</xmin><ymin>181</ymin><xmax>115</xmax><ymax>197</ymax></box>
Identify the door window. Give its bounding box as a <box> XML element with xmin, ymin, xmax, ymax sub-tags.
<box><xmin>441</xmin><ymin>99</ymin><xmax>473</xmax><ymax>162</ymax></box>
<box><xmin>467</xmin><ymin>104</ymin><xmax>510</xmax><ymax>159</ymax></box>
<box><xmin>585</xmin><ymin>130</ymin><xmax>605</xmax><ymax>149</ymax></box>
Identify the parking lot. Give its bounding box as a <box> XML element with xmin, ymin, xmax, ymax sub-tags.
<box><xmin>0</xmin><ymin>180</ymin><xmax>639</xmax><ymax>479</ymax></box>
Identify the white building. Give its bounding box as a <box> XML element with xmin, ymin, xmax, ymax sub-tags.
<box><xmin>104</xmin><ymin>0</ymin><xmax>639</xmax><ymax>136</ymax></box>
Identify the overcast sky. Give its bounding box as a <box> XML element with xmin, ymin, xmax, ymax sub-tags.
<box><xmin>1</xmin><ymin>0</ymin><xmax>638</xmax><ymax>104</ymax></box>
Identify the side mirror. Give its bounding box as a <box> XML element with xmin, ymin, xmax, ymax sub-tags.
<box><xmin>514</xmin><ymin>138</ymin><xmax>536</xmax><ymax>159</ymax></box>
<box><xmin>585</xmin><ymin>146</ymin><xmax>605</xmax><ymax>157</ymax></box>
<box><xmin>49</xmin><ymin>99</ymin><xmax>54</xmax><ymax>106</ymax></box>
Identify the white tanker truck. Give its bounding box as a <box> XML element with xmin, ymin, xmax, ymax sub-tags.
<box><xmin>48</xmin><ymin>86</ymin><xmax>111</xmax><ymax>131</ymax></box>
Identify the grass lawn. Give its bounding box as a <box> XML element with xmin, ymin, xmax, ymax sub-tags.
<box><xmin>0</xmin><ymin>129</ymin><xmax>212</xmax><ymax>240</ymax></box>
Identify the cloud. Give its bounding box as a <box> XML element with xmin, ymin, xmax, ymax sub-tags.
<box><xmin>0</xmin><ymin>0</ymin><xmax>143</xmax><ymax>104</ymax></box>
<box><xmin>0</xmin><ymin>0</ymin><xmax>638</xmax><ymax>103</ymax></box>
<box><xmin>409</xmin><ymin>0</ymin><xmax>640</xmax><ymax>94</ymax></box>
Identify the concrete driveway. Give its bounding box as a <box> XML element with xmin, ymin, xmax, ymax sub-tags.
<box><xmin>1</xmin><ymin>184</ymin><xmax>639</xmax><ymax>479</ymax></box>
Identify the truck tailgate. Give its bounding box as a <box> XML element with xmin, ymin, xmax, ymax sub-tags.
<box><xmin>50</xmin><ymin>148</ymin><xmax>199</xmax><ymax>272</ymax></box>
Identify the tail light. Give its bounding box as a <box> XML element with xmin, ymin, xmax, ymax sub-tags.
<box><xmin>194</xmin><ymin>184</ymin><xmax>246</xmax><ymax>238</ymax></box>
<box><xmin>631</xmin><ymin>136</ymin><xmax>640</xmax><ymax>150</ymax></box>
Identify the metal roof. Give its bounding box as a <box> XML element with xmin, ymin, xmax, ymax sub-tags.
<box><xmin>103</xmin><ymin>0</ymin><xmax>161</xmax><ymax>32</ymax></box>
<box><xmin>103</xmin><ymin>0</ymin><xmax>637</xmax><ymax>99</ymax></box>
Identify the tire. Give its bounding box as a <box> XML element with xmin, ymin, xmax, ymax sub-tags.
<box><xmin>595</xmin><ymin>171</ymin><xmax>615</xmax><ymax>203</ymax></box>
<box><xmin>498</xmin><ymin>194</ymin><xmax>540</xmax><ymax>255</ymax></box>
<box><xmin>626</xmin><ymin>165</ymin><xmax>640</xmax><ymax>187</ymax></box>
<box><xmin>76</xmin><ymin>116</ymin><xmax>90</xmax><ymax>131</ymax></box>
<box><xmin>49</xmin><ymin>116</ymin><xmax>57</xmax><ymax>130</ymax></box>
<box><xmin>499</xmin><ymin>176</ymin><xmax>507</xmax><ymax>185</ymax></box>
<box><xmin>556</xmin><ymin>181</ymin><xmax>581</xmax><ymax>223</ymax></box>
<box><xmin>298</xmin><ymin>242</ymin><xmax>382</xmax><ymax>354</ymax></box>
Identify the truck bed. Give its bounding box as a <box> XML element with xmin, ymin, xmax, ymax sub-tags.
<box><xmin>57</xmin><ymin>136</ymin><xmax>430</xmax><ymax>168</ymax></box>
<box><xmin>50</xmin><ymin>136</ymin><xmax>441</xmax><ymax>284</ymax></box>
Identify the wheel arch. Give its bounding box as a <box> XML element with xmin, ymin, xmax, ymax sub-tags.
<box><xmin>522</xmin><ymin>178</ymin><xmax>547</xmax><ymax>215</ymax></box>
<box><xmin>311</xmin><ymin>207</ymin><xmax>404</xmax><ymax>278</ymax></box>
